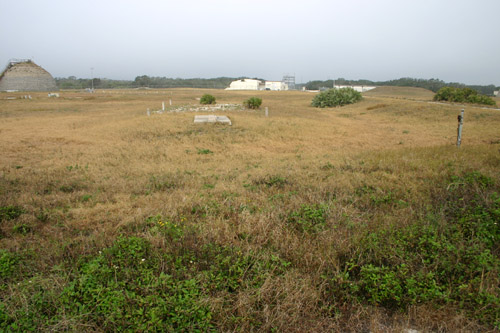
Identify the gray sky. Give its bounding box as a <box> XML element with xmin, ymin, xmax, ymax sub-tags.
<box><xmin>1</xmin><ymin>0</ymin><xmax>499</xmax><ymax>85</ymax></box>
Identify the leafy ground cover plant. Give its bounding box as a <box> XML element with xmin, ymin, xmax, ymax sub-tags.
<box><xmin>325</xmin><ymin>171</ymin><xmax>500</xmax><ymax>327</ymax></box>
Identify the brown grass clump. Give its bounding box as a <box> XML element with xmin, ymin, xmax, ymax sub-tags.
<box><xmin>1</xmin><ymin>88</ymin><xmax>499</xmax><ymax>331</ymax></box>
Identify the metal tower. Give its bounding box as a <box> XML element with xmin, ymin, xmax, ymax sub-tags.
<box><xmin>282</xmin><ymin>74</ymin><xmax>296</xmax><ymax>90</ymax></box>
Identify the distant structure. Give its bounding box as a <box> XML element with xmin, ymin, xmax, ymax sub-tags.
<box><xmin>226</xmin><ymin>79</ymin><xmax>264</xmax><ymax>90</ymax></box>
<box><xmin>226</xmin><ymin>78</ymin><xmax>292</xmax><ymax>91</ymax></box>
<box><xmin>265</xmin><ymin>81</ymin><xmax>288</xmax><ymax>91</ymax></box>
<box><xmin>282</xmin><ymin>74</ymin><xmax>295</xmax><ymax>90</ymax></box>
<box><xmin>494</xmin><ymin>90</ymin><xmax>499</xmax><ymax>97</ymax></box>
<box><xmin>0</xmin><ymin>59</ymin><xmax>57</xmax><ymax>92</ymax></box>
<box><xmin>333</xmin><ymin>85</ymin><xmax>376</xmax><ymax>92</ymax></box>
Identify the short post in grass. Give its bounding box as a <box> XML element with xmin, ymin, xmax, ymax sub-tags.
<box><xmin>457</xmin><ymin>109</ymin><xmax>464</xmax><ymax>147</ymax></box>
<box><xmin>147</xmin><ymin>108</ymin><xmax>150</xmax><ymax>116</ymax></box>
<box><xmin>169</xmin><ymin>99</ymin><xmax>172</xmax><ymax>106</ymax></box>
<box><xmin>265</xmin><ymin>107</ymin><xmax>269</xmax><ymax>117</ymax></box>
<box><xmin>162</xmin><ymin>101</ymin><xmax>165</xmax><ymax>111</ymax></box>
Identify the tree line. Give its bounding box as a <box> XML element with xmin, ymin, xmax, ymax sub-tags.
<box><xmin>304</xmin><ymin>77</ymin><xmax>499</xmax><ymax>96</ymax></box>
<box><xmin>55</xmin><ymin>76</ymin><xmax>499</xmax><ymax>95</ymax></box>
<box><xmin>55</xmin><ymin>76</ymin><xmax>259</xmax><ymax>90</ymax></box>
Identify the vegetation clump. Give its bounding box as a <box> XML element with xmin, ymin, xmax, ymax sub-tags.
<box><xmin>434</xmin><ymin>87</ymin><xmax>497</xmax><ymax>106</ymax></box>
<box><xmin>311</xmin><ymin>87</ymin><xmax>362</xmax><ymax>108</ymax></box>
<box><xmin>243</xmin><ymin>97</ymin><xmax>262</xmax><ymax>109</ymax></box>
<box><xmin>200</xmin><ymin>94</ymin><xmax>216</xmax><ymax>105</ymax></box>
<box><xmin>287</xmin><ymin>204</ymin><xmax>327</xmax><ymax>233</ymax></box>
<box><xmin>0</xmin><ymin>250</ymin><xmax>18</xmax><ymax>279</ymax></box>
<box><xmin>0</xmin><ymin>206</ymin><xmax>24</xmax><ymax>222</ymax></box>
<box><xmin>327</xmin><ymin>172</ymin><xmax>500</xmax><ymax>326</ymax></box>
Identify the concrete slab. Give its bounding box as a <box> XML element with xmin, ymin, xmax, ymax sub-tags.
<box><xmin>194</xmin><ymin>115</ymin><xmax>232</xmax><ymax>125</ymax></box>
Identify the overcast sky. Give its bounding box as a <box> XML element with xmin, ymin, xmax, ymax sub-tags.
<box><xmin>1</xmin><ymin>0</ymin><xmax>499</xmax><ymax>85</ymax></box>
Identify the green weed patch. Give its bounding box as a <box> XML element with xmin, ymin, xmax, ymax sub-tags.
<box><xmin>0</xmin><ymin>205</ymin><xmax>24</xmax><ymax>222</ymax></box>
<box><xmin>326</xmin><ymin>171</ymin><xmax>500</xmax><ymax>327</ymax></box>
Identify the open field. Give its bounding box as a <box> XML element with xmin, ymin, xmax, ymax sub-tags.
<box><xmin>1</xmin><ymin>88</ymin><xmax>499</xmax><ymax>331</ymax></box>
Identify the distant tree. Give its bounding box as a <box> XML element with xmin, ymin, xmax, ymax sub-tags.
<box><xmin>134</xmin><ymin>75</ymin><xmax>151</xmax><ymax>87</ymax></box>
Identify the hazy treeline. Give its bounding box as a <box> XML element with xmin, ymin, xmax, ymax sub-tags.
<box><xmin>56</xmin><ymin>76</ymin><xmax>499</xmax><ymax>95</ymax></box>
<box><xmin>55</xmin><ymin>76</ymin><xmax>257</xmax><ymax>90</ymax></box>
<box><xmin>305</xmin><ymin>78</ymin><xmax>499</xmax><ymax>95</ymax></box>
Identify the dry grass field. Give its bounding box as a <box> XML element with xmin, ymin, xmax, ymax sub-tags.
<box><xmin>1</xmin><ymin>88</ymin><xmax>499</xmax><ymax>331</ymax></box>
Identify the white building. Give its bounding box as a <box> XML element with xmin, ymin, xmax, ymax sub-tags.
<box><xmin>226</xmin><ymin>79</ymin><xmax>264</xmax><ymax>90</ymax></box>
<box><xmin>494</xmin><ymin>90</ymin><xmax>499</xmax><ymax>97</ymax></box>
<box><xmin>265</xmin><ymin>81</ymin><xmax>288</xmax><ymax>91</ymax></box>
<box><xmin>333</xmin><ymin>85</ymin><xmax>376</xmax><ymax>92</ymax></box>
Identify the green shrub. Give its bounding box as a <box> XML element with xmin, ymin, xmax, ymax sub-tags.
<box><xmin>200</xmin><ymin>94</ymin><xmax>216</xmax><ymax>105</ymax></box>
<box><xmin>311</xmin><ymin>87</ymin><xmax>362</xmax><ymax>108</ymax></box>
<box><xmin>243</xmin><ymin>97</ymin><xmax>262</xmax><ymax>109</ymax></box>
<box><xmin>434</xmin><ymin>87</ymin><xmax>496</xmax><ymax>106</ymax></box>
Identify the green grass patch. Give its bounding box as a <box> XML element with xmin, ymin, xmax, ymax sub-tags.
<box><xmin>0</xmin><ymin>205</ymin><xmax>24</xmax><ymax>222</ymax></box>
<box><xmin>0</xmin><ymin>250</ymin><xmax>18</xmax><ymax>279</ymax></box>
<box><xmin>287</xmin><ymin>204</ymin><xmax>328</xmax><ymax>233</ymax></box>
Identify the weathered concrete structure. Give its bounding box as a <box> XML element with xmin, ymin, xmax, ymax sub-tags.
<box><xmin>0</xmin><ymin>60</ymin><xmax>57</xmax><ymax>92</ymax></box>
<box><xmin>194</xmin><ymin>115</ymin><xmax>232</xmax><ymax>125</ymax></box>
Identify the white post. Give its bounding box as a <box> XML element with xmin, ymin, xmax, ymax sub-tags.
<box><xmin>265</xmin><ymin>107</ymin><xmax>269</xmax><ymax>117</ymax></box>
<box><xmin>457</xmin><ymin>109</ymin><xmax>464</xmax><ymax>147</ymax></box>
<box><xmin>169</xmin><ymin>99</ymin><xmax>172</xmax><ymax>106</ymax></box>
<box><xmin>162</xmin><ymin>102</ymin><xmax>165</xmax><ymax>111</ymax></box>
<box><xmin>147</xmin><ymin>108</ymin><xmax>150</xmax><ymax>116</ymax></box>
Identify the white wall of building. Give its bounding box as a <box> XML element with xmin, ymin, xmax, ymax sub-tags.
<box><xmin>265</xmin><ymin>81</ymin><xmax>288</xmax><ymax>91</ymax></box>
<box><xmin>333</xmin><ymin>85</ymin><xmax>376</xmax><ymax>92</ymax></box>
<box><xmin>226</xmin><ymin>79</ymin><xmax>264</xmax><ymax>90</ymax></box>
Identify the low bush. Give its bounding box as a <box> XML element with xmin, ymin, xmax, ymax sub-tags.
<box><xmin>434</xmin><ymin>87</ymin><xmax>496</xmax><ymax>106</ymax></box>
<box><xmin>311</xmin><ymin>87</ymin><xmax>362</xmax><ymax>108</ymax></box>
<box><xmin>200</xmin><ymin>94</ymin><xmax>216</xmax><ymax>105</ymax></box>
<box><xmin>243</xmin><ymin>97</ymin><xmax>262</xmax><ymax>109</ymax></box>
